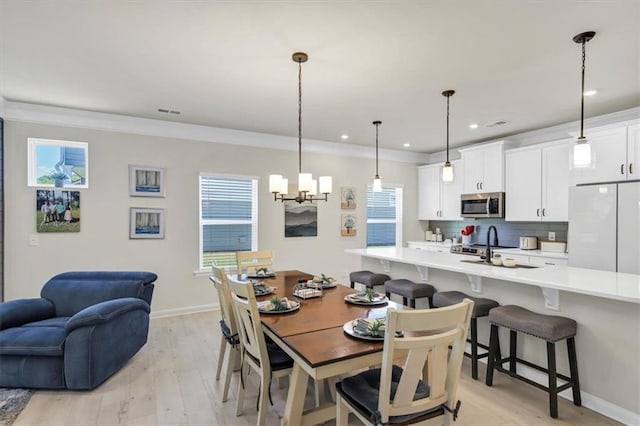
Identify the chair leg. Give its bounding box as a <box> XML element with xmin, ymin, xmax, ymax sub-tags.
<box><xmin>509</xmin><ymin>330</ymin><xmax>518</xmax><ymax>374</ymax></box>
<box><xmin>385</xmin><ymin>292</ymin><xmax>390</xmax><ymax>299</ymax></box>
<box><xmin>222</xmin><ymin>347</ymin><xmax>239</xmax><ymax>402</ymax></box>
<box><xmin>216</xmin><ymin>336</ymin><xmax>227</xmax><ymax>380</ymax></box>
<box><xmin>547</xmin><ymin>341</ymin><xmax>558</xmax><ymax>419</ymax></box>
<box><xmin>235</xmin><ymin>362</ymin><xmax>247</xmax><ymax>416</ymax></box>
<box><xmin>336</xmin><ymin>393</ymin><xmax>349</xmax><ymax>426</ymax></box>
<box><xmin>326</xmin><ymin>377</ymin><xmax>338</xmax><ymax>403</ymax></box>
<box><xmin>470</xmin><ymin>318</ymin><xmax>478</xmax><ymax>380</ymax></box>
<box><xmin>350</xmin><ymin>281</ymin><xmax>355</xmax><ymax>288</ymax></box>
<box><xmin>402</xmin><ymin>296</ymin><xmax>408</xmax><ymax>306</ymax></box>
<box><xmin>485</xmin><ymin>324</ymin><xmax>499</xmax><ymax>386</ymax></box>
<box><xmin>409</xmin><ymin>298</ymin><xmax>416</xmax><ymax>308</ymax></box>
<box><xmin>314</xmin><ymin>378</ymin><xmax>324</xmax><ymax>407</ymax></box>
<box><xmin>427</xmin><ymin>296</ymin><xmax>433</xmax><ymax>308</ymax></box>
<box><xmin>567</xmin><ymin>337</ymin><xmax>582</xmax><ymax>406</ymax></box>
<box><xmin>257</xmin><ymin>375</ymin><xmax>269</xmax><ymax>426</ymax></box>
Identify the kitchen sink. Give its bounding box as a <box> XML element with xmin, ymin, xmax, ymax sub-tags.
<box><xmin>459</xmin><ymin>259</ymin><xmax>539</xmax><ymax>269</ymax></box>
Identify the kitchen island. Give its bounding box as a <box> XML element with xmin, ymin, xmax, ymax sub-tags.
<box><xmin>345</xmin><ymin>246</ymin><xmax>640</xmax><ymax>424</ymax></box>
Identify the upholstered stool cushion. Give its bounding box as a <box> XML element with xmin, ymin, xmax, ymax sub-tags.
<box><xmin>349</xmin><ymin>270</ymin><xmax>390</xmax><ymax>288</ymax></box>
<box><xmin>489</xmin><ymin>305</ymin><xmax>577</xmax><ymax>342</ymax></box>
<box><xmin>433</xmin><ymin>291</ymin><xmax>498</xmax><ymax>318</ymax></box>
<box><xmin>384</xmin><ymin>279</ymin><xmax>435</xmax><ymax>299</ymax></box>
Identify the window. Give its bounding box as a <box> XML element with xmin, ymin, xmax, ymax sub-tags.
<box><xmin>199</xmin><ymin>174</ymin><xmax>258</xmax><ymax>270</ymax></box>
<box><xmin>366</xmin><ymin>185</ymin><xmax>403</xmax><ymax>247</ymax></box>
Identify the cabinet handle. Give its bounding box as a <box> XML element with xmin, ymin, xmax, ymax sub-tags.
<box><xmin>630</xmin><ymin>163</ymin><xmax>634</xmax><ymax>174</ymax></box>
<box><xmin>536</xmin><ymin>208</ymin><xmax>540</xmax><ymax>217</ymax></box>
<box><xmin>542</xmin><ymin>208</ymin><xmax>546</xmax><ymax>216</ymax></box>
<box><xmin>621</xmin><ymin>163</ymin><xmax>625</xmax><ymax>175</ymax></box>
<box><xmin>480</xmin><ymin>182</ymin><xmax>483</xmax><ymax>190</ymax></box>
<box><xmin>476</xmin><ymin>182</ymin><xmax>480</xmax><ymax>190</ymax></box>
<box><xmin>545</xmin><ymin>262</ymin><xmax>555</xmax><ymax>266</ymax></box>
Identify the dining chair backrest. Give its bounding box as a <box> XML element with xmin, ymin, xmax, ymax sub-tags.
<box><xmin>378</xmin><ymin>299</ymin><xmax>474</xmax><ymax>423</ymax></box>
<box><xmin>226</xmin><ymin>275</ymin><xmax>270</xmax><ymax>369</ymax></box>
<box><xmin>210</xmin><ymin>264</ymin><xmax>238</xmax><ymax>339</ymax></box>
<box><xmin>236</xmin><ymin>250</ymin><xmax>273</xmax><ymax>275</ymax></box>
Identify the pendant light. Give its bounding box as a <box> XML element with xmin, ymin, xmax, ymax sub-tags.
<box><xmin>269</xmin><ymin>52</ymin><xmax>332</xmax><ymax>203</ymax></box>
<box><xmin>372</xmin><ymin>120</ymin><xmax>383</xmax><ymax>192</ymax></box>
<box><xmin>442</xmin><ymin>90</ymin><xmax>455</xmax><ymax>182</ymax></box>
<box><xmin>572</xmin><ymin>31</ymin><xmax>596</xmax><ymax>168</ymax></box>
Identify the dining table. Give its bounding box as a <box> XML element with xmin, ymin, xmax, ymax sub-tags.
<box><xmin>253</xmin><ymin>270</ymin><xmax>409</xmax><ymax>426</ymax></box>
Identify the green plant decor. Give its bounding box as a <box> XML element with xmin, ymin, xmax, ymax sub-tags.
<box><xmin>367</xmin><ymin>319</ymin><xmax>386</xmax><ymax>337</ymax></box>
<box><xmin>364</xmin><ymin>287</ymin><xmax>376</xmax><ymax>302</ymax></box>
<box><xmin>270</xmin><ymin>296</ymin><xmax>285</xmax><ymax>311</ymax></box>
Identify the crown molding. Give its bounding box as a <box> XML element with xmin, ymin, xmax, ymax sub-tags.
<box><xmin>2</xmin><ymin>100</ymin><xmax>429</xmax><ymax>164</ymax></box>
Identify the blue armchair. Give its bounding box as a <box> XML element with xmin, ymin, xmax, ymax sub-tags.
<box><xmin>0</xmin><ymin>271</ymin><xmax>157</xmax><ymax>390</ymax></box>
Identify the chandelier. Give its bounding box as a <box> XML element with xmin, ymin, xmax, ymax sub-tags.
<box><xmin>442</xmin><ymin>90</ymin><xmax>455</xmax><ymax>182</ymax></box>
<box><xmin>269</xmin><ymin>52</ymin><xmax>332</xmax><ymax>203</ymax></box>
<box><xmin>372</xmin><ymin>120</ymin><xmax>382</xmax><ymax>192</ymax></box>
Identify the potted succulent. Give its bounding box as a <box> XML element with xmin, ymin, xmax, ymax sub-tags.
<box><xmin>50</xmin><ymin>172</ymin><xmax>69</xmax><ymax>188</ymax></box>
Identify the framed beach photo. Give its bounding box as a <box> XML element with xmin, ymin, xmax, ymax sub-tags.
<box><xmin>130</xmin><ymin>208</ymin><xmax>165</xmax><ymax>239</ymax></box>
<box><xmin>129</xmin><ymin>165</ymin><xmax>166</xmax><ymax>197</ymax></box>
<box><xmin>28</xmin><ymin>138</ymin><xmax>89</xmax><ymax>188</ymax></box>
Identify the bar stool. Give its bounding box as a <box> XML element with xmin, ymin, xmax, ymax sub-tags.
<box><xmin>433</xmin><ymin>290</ymin><xmax>499</xmax><ymax>380</ymax></box>
<box><xmin>485</xmin><ymin>305</ymin><xmax>581</xmax><ymax>419</ymax></box>
<box><xmin>349</xmin><ymin>270</ymin><xmax>390</xmax><ymax>290</ymax></box>
<box><xmin>383</xmin><ymin>279</ymin><xmax>435</xmax><ymax>308</ymax></box>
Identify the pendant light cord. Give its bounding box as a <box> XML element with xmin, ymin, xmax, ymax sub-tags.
<box><xmin>375</xmin><ymin>122</ymin><xmax>380</xmax><ymax>177</ymax></box>
<box><xmin>579</xmin><ymin>38</ymin><xmax>586</xmax><ymax>139</ymax></box>
<box><xmin>446</xmin><ymin>94</ymin><xmax>450</xmax><ymax>162</ymax></box>
<box><xmin>298</xmin><ymin>60</ymin><xmax>303</xmax><ymax>174</ymax></box>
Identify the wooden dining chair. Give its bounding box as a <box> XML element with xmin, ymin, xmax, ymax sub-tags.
<box><xmin>209</xmin><ymin>264</ymin><xmax>241</xmax><ymax>403</ymax></box>
<box><xmin>236</xmin><ymin>250</ymin><xmax>273</xmax><ymax>276</ymax></box>
<box><xmin>336</xmin><ymin>299</ymin><xmax>474</xmax><ymax>426</ymax></box>
<box><xmin>226</xmin><ymin>275</ymin><xmax>294</xmax><ymax>425</ymax></box>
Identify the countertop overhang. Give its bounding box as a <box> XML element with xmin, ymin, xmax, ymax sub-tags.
<box><xmin>346</xmin><ymin>246</ymin><xmax>640</xmax><ymax>308</ymax></box>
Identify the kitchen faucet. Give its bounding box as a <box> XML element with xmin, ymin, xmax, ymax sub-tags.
<box><xmin>485</xmin><ymin>225</ymin><xmax>499</xmax><ymax>263</ymax></box>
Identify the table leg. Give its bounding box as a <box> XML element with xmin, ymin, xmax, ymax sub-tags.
<box><xmin>282</xmin><ymin>363</ymin><xmax>309</xmax><ymax>426</ymax></box>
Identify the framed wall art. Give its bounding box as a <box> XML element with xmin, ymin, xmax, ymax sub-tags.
<box><xmin>129</xmin><ymin>165</ymin><xmax>165</xmax><ymax>197</ymax></box>
<box><xmin>341</xmin><ymin>213</ymin><xmax>356</xmax><ymax>236</ymax></box>
<box><xmin>28</xmin><ymin>138</ymin><xmax>89</xmax><ymax>188</ymax></box>
<box><xmin>130</xmin><ymin>208</ymin><xmax>165</xmax><ymax>239</ymax></box>
<box><xmin>341</xmin><ymin>186</ymin><xmax>356</xmax><ymax>209</ymax></box>
<box><xmin>36</xmin><ymin>190</ymin><xmax>80</xmax><ymax>232</ymax></box>
<box><xmin>284</xmin><ymin>202</ymin><xmax>317</xmax><ymax>238</ymax></box>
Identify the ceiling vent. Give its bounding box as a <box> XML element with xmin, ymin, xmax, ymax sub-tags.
<box><xmin>157</xmin><ymin>108</ymin><xmax>181</xmax><ymax>115</ymax></box>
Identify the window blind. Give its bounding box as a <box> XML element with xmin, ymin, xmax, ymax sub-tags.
<box><xmin>366</xmin><ymin>186</ymin><xmax>398</xmax><ymax>246</ymax></box>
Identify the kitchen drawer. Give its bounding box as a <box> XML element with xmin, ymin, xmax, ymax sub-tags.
<box><xmin>529</xmin><ymin>256</ymin><xmax>568</xmax><ymax>267</ymax></box>
<box><xmin>496</xmin><ymin>253</ymin><xmax>530</xmax><ymax>264</ymax></box>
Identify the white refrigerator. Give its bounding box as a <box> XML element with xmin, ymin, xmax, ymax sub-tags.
<box><xmin>568</xmin><ymin>181</ymin><xmax>640</xmax><ymax>274</ymax></box>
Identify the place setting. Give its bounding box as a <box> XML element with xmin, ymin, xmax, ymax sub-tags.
<box><xmin>344</xmin><ymin>288</ymin><xmax>388</xmax><ymax>306</ymax></box>
<box><xmin>251</xmin><ymin>280</ymin><xmax>276</xmax><ymax>297</ymax></box>
<box><xmin>342</xmin><ymin>317</ymin><xmax>403</xmax><ymax>341</ymax></box>
<box><xmin>246</xmin><ymin>267</ymin><xmax>276</xmax><ymax>279</ymax></box>
<box><xmin>257</xmin><ymin>296</ymin><xmax>300</xmax><ymax>314</ymax></box>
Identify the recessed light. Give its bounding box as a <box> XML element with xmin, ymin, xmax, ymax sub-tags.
<box><xmin>469</xmin><ymin>123</ymin><xmax>479</xmax><ymax>129</ymax></box>
<box><xmin>584</xmin><ymin>89</ymin><xmax>598</xmax><ymax>96</ymax></box>
<box><xmin>340</xmin><ymin>134</ymin><xmax>349</xmax><ymax>140</ymax></box>
<box><xmin>403</xmin><ymin>143</ymin><xmax>411</xmax><ymax>148</ymax></box>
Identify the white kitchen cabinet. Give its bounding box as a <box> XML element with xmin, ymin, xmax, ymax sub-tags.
<box><xmin>417</xmin><ymin>161</ymin><xmax>463</xmax><ymax>220</ymax></box>
<box><xmin>528</xmin><ymin>256</ymin><xmax>568</xmax><ymax>267</ymax></box>
<box><xmin>506</xmin><ymin>141</ymin><xmax>570</xmax><ymax>221</ymax></box>
<box><xmin>571</xmin><ymin>124</ymin><xmax>638</xmax><ymax>185</ymax></box>
<box><xmin>460</xmin><ymin>141</ymin><xmax>505</xmax><ymax>194</ymax></box>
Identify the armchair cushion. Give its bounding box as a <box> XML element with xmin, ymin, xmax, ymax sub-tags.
<box><xmin>0</xmin><ymin>326</ymin><xmax>67</xmax><ymax>356</ymax></box>
<box><xmin>23</xmin><ymin>317</ymin><xmax>70</xmax><ymax>328</ymax></box>
<box><xmin>0</xmin><ymin>298</ymin><xmax>54</xmax><ymax>330</ymax></box>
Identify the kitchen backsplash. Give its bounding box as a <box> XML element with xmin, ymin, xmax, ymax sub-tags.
<box><xmin>427</xmin><ymin>219</ymin><xmax>568</xmax><ymax>248</ymax></box>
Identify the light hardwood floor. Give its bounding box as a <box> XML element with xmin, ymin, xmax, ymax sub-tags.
<box><xmin>15</xmin><ymin>311</ymin><xmax>620</xmax><ymax>425</ymax></box>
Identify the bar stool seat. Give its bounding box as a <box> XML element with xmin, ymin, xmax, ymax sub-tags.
<box><xmin>383</xmin><ymin>279</ymin><xmax>435</xmax><ymax>308</ymax></box>
<box><xmin>486</xmin><ymin>305</ymin><xmax>581</xmax><ymax>419</ymax></box>
<box><xmin>433</xmin><ymin>290</ymin><xmax>499</xmax><ymax>380</ymax></box>
<box><xmin>433</xmin><ymin>291</ymin><xmax>499</xmax><ymax>318</ymax></box>
<box><xmin>349</xmin><ymin>270</ymin><xmax>390</xmax><ymax>289</ymax></box>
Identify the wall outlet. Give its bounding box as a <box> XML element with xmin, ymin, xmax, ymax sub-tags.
<box><xmin>29</xmin><ymin>234</ymin><xmax>40</xmax><ymax>246</ymax></box>
<box><xmin>548</xmin><ymin>232</ymin><xmax>556</xmax><ymax>241</ymax></box>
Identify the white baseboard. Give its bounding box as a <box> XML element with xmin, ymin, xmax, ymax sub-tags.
<box><xmin>150</xmin><ymin>303</ymin><xmax>218</xmax><ymax>319</ymax></box>
<box><xmin>471</xmin><ymin>344</ymin><xmax>640</xmax><ymax>425</ymax></box>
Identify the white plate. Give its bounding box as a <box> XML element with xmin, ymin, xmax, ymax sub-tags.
<box><xmin>258</xmin><ymin>300</ymin><xmax>300</xmax><ymax>314</ymax></box>
<box><xmin>344</xmin><ymin>293</ymin><xmax>388</xmax><ymax>306</ymax></box>
<box><xmin>342</xmin><ymin>319</ymin><xmax>385</xmax><ymax>341</ymax></box>
<box><xmin>253</xmin><ymin>285</ymin><xmax>276</xmax><ymax>296</ymax></box>
<box><xmin>313</xmin><ymin>280</ymin><xmax>338</xmax><ymax>289</ymax></box>
<box><xmin>247</xmin><ymin>272</ymin><xmax>276</xmax><ymax>279</ymax></box>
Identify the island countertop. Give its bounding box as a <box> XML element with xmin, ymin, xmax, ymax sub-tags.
<box><xmin>345</xmin><ymin>246</ymin><xmax>640</xmax><ymax>305</ymax></box>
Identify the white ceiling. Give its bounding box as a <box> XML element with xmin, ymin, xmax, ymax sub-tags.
<box><xmin>1</xmin><ymin>1</ymin><xmax>638</xmax><ymax>153</ymax></box>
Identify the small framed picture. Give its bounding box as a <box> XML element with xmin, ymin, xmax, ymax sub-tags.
<box><xmin>341</xmin><ymin>213</ymin><xmax>356</xmax><ymax>236</ymax></box>
<box><xmin>130</xmin><ymin>208</ymin><xmax>165</xmax><ymax>239</ymax></box>
<box><xmin>129</xmin><ymin>165</ymin><xmax>166</xmax><ymax>197</ymax></box>
<box><xmin>341</xmin><ymin>186</ymin><xmax>356</xmax><ymax>209</ymax></box>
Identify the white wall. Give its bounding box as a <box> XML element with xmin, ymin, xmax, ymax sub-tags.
<box><xmin>4</xmin><ymin>120</ymin><xmax>423</xmax><ymax>314</ymax></box>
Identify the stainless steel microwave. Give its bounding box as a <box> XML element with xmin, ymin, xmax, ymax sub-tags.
<box><xmin>460</xmin><ymin>192</ymin><xmax>505</xmax><ymax>218</ymax></box>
